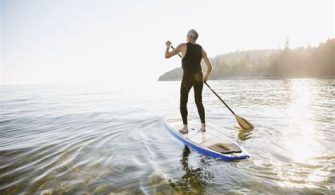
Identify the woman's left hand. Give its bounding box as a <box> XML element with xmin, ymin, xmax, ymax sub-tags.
<box><xmin>203</xmin><ymin>74</ymin><xmax>209</xmax><ymax>82</ymax></box>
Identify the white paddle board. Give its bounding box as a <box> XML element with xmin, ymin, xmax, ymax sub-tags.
<box><xmin>161</xmin><ymin>114</ymin><xmax>250</xmax><ymax>161</ymax></box>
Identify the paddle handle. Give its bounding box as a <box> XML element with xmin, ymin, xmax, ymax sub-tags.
<box><xmin>169</xmin><ymin>45</ymin><xmax>236</xmax><ymax>115</ymax></box>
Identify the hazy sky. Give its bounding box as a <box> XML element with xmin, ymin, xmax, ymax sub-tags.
<box><xmin>1</xmin><ymin>0</ymin><xmax>334</xmax><ymax>85</ymax></box>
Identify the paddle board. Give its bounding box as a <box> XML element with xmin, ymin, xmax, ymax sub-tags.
<box><xmin>161</xmin><ymin>114</ymin><xmax>250</xmax><ymax>161</ymax></box>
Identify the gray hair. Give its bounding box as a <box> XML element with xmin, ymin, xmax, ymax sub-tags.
<box><xmin>187</xmin><ymin>29</ymin><xmax>199</xmax><ymax>41</ymax></box>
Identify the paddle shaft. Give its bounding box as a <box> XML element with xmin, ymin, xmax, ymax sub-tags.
<box><xmin>170</xmin><ymin>45</ymin><xmax>236</xmax><ymax>115</ymax></box>
<box><xmin>203</xmin><ymin>82</ymin><xmax>236</xmax><ymax>115</ymax></box>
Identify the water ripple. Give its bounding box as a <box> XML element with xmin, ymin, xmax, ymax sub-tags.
<box><xmin>0</xmin><ymin>79</ymin><xmax>334</xmax><ymax>194</ymax></box>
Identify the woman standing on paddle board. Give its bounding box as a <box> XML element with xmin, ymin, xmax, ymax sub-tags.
<box><xmin>165</xmin><ymin>29</ymin><xmax>212</xmax><ymax>134</ymax></box>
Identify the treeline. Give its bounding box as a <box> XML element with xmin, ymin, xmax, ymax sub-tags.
<box><xmin>159</xmin><ymin>39</ymin><xmax>335</xmax><ymax>80</ymax></box>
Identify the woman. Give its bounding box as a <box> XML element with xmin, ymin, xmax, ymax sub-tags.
<box><xmin>164</xmin><ymin>29</ymin><xmax>212</xmax><ymax>134</ymax></box>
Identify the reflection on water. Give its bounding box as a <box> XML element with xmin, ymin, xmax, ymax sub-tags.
<box><xmin>169</xmin><ymin>146</ymin><xmax>213</xmax><ymax>194</ymax></box>
<box><xmin>0</xmin><ymin>79</ymin><xmax>334</xmax><ymax>194</ymax></box>
<box><xmin>238</xmin><ymin>128</ymin><xmax>253</xmax><ymax>141</ymax></box>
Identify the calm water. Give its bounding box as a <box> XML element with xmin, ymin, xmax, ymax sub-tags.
<box><xmin>0</xmin><ymin>79</ymin><xmax>334</xmax><ymax>194</ymax></box>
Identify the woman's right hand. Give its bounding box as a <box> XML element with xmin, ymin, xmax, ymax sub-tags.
<box><xmin>165</xmin><ymin>41</ymin><xmax>172</xmax><ymax>48</ymax></box>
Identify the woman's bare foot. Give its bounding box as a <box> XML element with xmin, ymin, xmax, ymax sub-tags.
<box><xmin>200</xmin><ymin>123</ymin><xmax>206</xmax><ymax>132</ymax></box>
<box><xmin>179</xmin><ymin>125</ymin><xmax>188</xmax><ymax>134</ymax></box>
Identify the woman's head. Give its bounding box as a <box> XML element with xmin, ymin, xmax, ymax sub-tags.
<box><xmin>187</xmin><ymin>29</ymin><xmax>199</xmax><ymax>42</ymax></box>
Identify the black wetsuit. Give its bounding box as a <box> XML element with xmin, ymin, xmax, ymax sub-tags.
<box><xmin>180</xmin><ymin>42</ymin><xmax>205</xmax><ymax>125</ymax></box>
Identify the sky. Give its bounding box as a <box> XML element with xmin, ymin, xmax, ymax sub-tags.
<box><xmin>1</xmin><ymin>0</ymin><xmax>334</xmax><ymax>85</ymax></box>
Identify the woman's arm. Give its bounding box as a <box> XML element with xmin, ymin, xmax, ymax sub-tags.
<box><xmin>202</xmin><ymin>49</ymin><xmax>212</xmax><ymax>82</ymax></box>
<box><xmin>165</xmin><ymin>41</ymin><xmax>183</xmax><ymax>58</ymax></box>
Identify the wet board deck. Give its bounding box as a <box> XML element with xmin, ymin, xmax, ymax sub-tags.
<box><xmin>161</xmin><ymin>114</ymin><xmax>250</xmax><ymax>161</ymax></box>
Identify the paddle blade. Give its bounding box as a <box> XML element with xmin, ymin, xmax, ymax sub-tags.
<box><xmin>234</xmin><ymin>114</ymin><xmax>254</xmax><ymax>130</ymax></box>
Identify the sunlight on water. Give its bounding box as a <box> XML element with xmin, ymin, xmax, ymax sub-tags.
<box><xmin>258</xmin><ymin>79</ymin><xmax>334</xmax><ymax>191</ymax></box>
<box><xmin>285</xmin><ymin>79</ymin><xmax>320</xmax><ymax>162</ymax></box>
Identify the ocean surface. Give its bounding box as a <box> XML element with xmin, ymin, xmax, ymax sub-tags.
<box><xmin>0</xmin><ymin>79</ymin><xmax>334</xmax><ymax>194</ymax></box>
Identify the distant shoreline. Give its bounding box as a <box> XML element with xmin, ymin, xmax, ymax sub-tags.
<box><xmin>158</xmin><ymin>76</ymin><xmax>335</xmax><ymax>81</ymax></box>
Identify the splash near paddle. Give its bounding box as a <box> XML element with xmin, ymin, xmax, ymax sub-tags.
<box><xmin>162</xmin><ymin>114</ymin><xmax>250</xmax><ymax>161</ymax></box>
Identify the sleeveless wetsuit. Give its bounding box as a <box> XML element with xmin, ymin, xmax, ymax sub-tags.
<box><xmin>180</xmin><ymin>42</ymin><xmax>205</xmax><ymax>125</ymax></box>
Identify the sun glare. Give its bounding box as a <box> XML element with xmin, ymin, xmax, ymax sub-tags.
<box><xmin>283</xmin><ymin>80</ymin><xmax>321</xmax><ymax>162</ymax></box>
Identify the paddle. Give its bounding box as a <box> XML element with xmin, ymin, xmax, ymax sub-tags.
<box><xmin>170</xmin><ymin>45</ymin><xmax>254</xmax><ymax>130</ymax></box>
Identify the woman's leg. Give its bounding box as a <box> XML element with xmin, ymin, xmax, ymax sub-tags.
<box><xmin>193</xmin><ymin>77</ymin><xmax>205</xmax><ymax>124</ymax></box>
<box><xmin>180</xmin><ymin>77</ymin><xmax>192</xmax><ymax>125</ymax></box>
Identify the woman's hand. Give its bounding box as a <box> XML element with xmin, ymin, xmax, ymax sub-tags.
<box><xmin>165</xmin><ymin>41</ymin><xmax>172</xmax><ymax>48</ymax></box>
<box><xmin>203</xmin><ymin>73</ymin><xmax>209</xmax><ymax>82</ymax></box>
